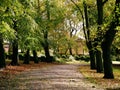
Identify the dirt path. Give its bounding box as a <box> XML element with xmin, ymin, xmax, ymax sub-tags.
<box><xmin>13</xmin><ymin>64</ymin><xmax>104</xmax><ymax>90</ymax></box>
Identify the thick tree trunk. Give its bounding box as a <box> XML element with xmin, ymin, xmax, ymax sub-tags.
<box><xmin>101</xmin><ymin>22</ymin><xmax>116</xmax><ymax>79</ymax></box>
<box><xmin>0</xmin><ymin>36</ymin><xmax>6</xmax><ymax>68</ymax></box>
<box><xmin>95</xmin><ymin>49</ymin><xmax>103</xmax><ymax>73</ymax></box>
<box><xmin>23</xmin><ymin>49</ymin><xmax>30</xmax><ymax>64</ymax></box>
<box><xmin>10</xmin><ymin>40</ymin><xmax>19</xmax><ymax>66</ymax></box>
<box><xmin>101</xmin><ymin>0</ymin><xmax>120</xmax><ymax>79</ymax></box>
<box><xmin>33</xmin><ymin>50</ymin><xmax>39</xmax><ymax>63</ymax></box>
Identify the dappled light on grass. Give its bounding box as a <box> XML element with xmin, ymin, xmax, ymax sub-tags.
<box><xmin>79</xmin><ymin>64</ymin><xmax>120</xmax><ymax>89</ymax></box>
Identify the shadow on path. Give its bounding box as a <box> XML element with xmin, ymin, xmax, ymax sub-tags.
<box><xmin>14</xmin><ymin>64</ymin><xmax>104</xmax><ymax>90</ymax></box>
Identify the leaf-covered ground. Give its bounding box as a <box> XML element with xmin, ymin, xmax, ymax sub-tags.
<box><xmin>0</xmin><ymin>61</ymin><xmax>103</xmax><ymax>90</ymax></box>
<box><xmin>0</xmin><ymin>61</ymin><xmax>120</xmax><ymax>90</ymax></box>
<box><xmin>79</xmin><ymin>64</ymin><xmax>120</xmax><ymax>90</ymax></box>
<box><xmin>0</xmin><ymin>62</ymin><xmax>54</xmax><ymax>90</ymax></box>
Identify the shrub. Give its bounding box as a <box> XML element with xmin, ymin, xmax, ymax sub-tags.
<box><xmin>39</xmin><ymin>56</ymin><xmax>46</xmax><ymax>62</ymax></box>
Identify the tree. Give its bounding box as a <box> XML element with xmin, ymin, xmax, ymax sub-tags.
<box><xmin>15</xmin><ymin>0</ymin><xmax>40</xmax><ymax>64</ymax></box>
<box><xmin>11</xmin><ymin>20</ymin><xmax>19</xmax><ymax>65</ymax></box>
<box><xmin>0</xmin><ymin>0</ymin><xmax>16</xmax><ymax>67</ymax></box>
<box><xmin>36</xmin><ymin>0</ymin><xmax>66</xmax><ymax>62</ymax></box>
<box><xmin>94</xmin><ymin>0</ymin><xmax>106</xmax><ymax>73</ymax></box>
<box><xmin>101</xmin><ymin>0</ymin><xmax>120</xmax><ymax>79</ymax></box>
<box><xmin>71</xmin><ymin>0</ymin><xmax>96</xmax><ymax>69</ymax></box>
<box><xmin>83</xmin><ymin>1</ymin><xmax>97</xmax><ymax>69</ymax></box>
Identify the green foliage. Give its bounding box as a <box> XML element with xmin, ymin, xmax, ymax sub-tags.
<box><xmin>0</xmin><ymin>21</ymin><xmax>15</xmax><ymax>40</ymax></box>
<box><xmin>74</xmin><ymin>55</ymin><xmax>90</xmax><ymax>62</ymax></box>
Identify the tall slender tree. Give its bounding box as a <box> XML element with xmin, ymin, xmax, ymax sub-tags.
<box><xmin>71</xmin><ymin>0</ymin><xmax>96</xmax><ymax>69</ymax></box>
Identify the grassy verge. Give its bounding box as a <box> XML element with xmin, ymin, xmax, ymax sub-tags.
<box><xmin>79</xmin><ymin>63</ymin><xmax>120</xmax><ymax>90</ymax></box>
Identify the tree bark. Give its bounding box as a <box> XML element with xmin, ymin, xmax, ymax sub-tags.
<box><xmin>95</xmin><ymin>49</ymin><xmax>103</xmax><ymax>73</ymax></box>
<box><xmin>101</xmin><ymin>0</ymin><xmax>120</xmax><ymax>79</ymax></box>
<box><xmin>89</xmin><ymin>50</ymin><xmax>96</xmax><ymax>69</ymax></box>
<box><xmin>23</xmin><ymin>49</ymin><xmax>30</xmax><ymax>64</ymax></box>
<box><xmin>43</xmin><ymin>31</ymin><xmax>51</xmax><ymax>62</ymax></box>
<box><xmin>95</xmin><ymin>0</ymin><xmax>105</xmax><ymax>73</ymax></box>
<box><xmin>33</xmin><ymin>50</ymin><xmax>39</xmax><ymax>63</ymax></box>
<box><xmin>83</xmin><ymin>1</ymin><xmax>96</xmax><ymax>69</ymax></box>
<box><xmin>43</xmin><ymin>0</ymin><xmax>51</xmax><ymax>62</ymax></box>
<box><xmin>101</xmin><ymin>24</ymin><xmax>115</xmax><ymax>78</ymax></box>
<box><xmin>10</xmin><ymin>20</ymin><xmax>19</xmax><ymax>66</ymax></box>
<box><xmin>87</xmin><ymin>41</ymin><xmax>96</xmax><ymax>69</ymax></box>
<box><xmin>0</xmin><ymin>36</ymin><xmax>6</xmax><ymax>68</ymax></box>
<box><xmin>11</xmin><ymin>39</ymin><xmax>19</xmax><ymax>66</ymax></box>
<box><xmin>69</xmin><ymin>47</ymin><xmax>72</xmax><ymax>55</ymax></box>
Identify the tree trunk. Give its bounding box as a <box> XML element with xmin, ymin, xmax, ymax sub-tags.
<box><xmin>86</xmin><ymin>41</ymin><xmax>96</xmax><ymax>69</ymax></box>
<box><xmin>101</xmin><ymin>0</ymin><xmax>120</xmax><ymax>79</ymax></box>
<box><xmin>33</xmin><ymin>50</ymin><xmax>39</xmax><ymax>63</ymax></box>
<box><xmin>0</xmin><ymin>36</ymin><xmax>6</xmax><ymax>68</ymax></box>
<box><xmin>83</xmin><ymin>1</ymin><xmax>96</xmax><ymax>69</ymax></box>
<box><xmin>69</xmin><ymin>47</ymin><xmax>72</xmax><ymax>55</ymax></box>
<box><xmin>89</xmin><ymin>50</ymin><xmax>96</xmax><ymax>69</ymax></box>
<box><xmin>96</xmin><ymin>0</ymin><xmax>103</xmax><ymax>25</ymax></box>
<box><xmin>94</xmin><ymin>0</ymin><xmax>106</xmax><ymax>73</ymax></box>
<box><xmin>102</xmin><ymin>22</ymin><xmax>116</xmax><ymax>79</ymax></box>
<box><xmin>10</xmin><ymin>39</ymin><xmax>19</xmax><ymax>66</ymax></box>
<box><xmin>95</xmin><ymin>49</ymin><xmax>103</xmax><ymax>73</ymax></box>
<box><xmin>23</xmin><ymin>49</ymin><xmax>30</xmax><ymax>64</ymax></box>
<box><xmin>43</xmin><ymin>37</ymin><xmax>51</xmax><ymax>62</ymax></box>
<box><xmin>11</xmin><ymin>40</ymin><xmax>19</xmax><ymax>65</ymax></box>
<box><xmin>43</xmin><ymin>0</ymin><xmax>51</xmax><ymax>62</ymax></box>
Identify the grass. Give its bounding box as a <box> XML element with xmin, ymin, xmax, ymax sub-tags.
<box><xmin>79</xmin><ymin>62</ymin><xmax>120</xmax><ymax>90</ymax></box>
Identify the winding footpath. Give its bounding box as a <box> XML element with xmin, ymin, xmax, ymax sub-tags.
<box><xmin>14</xmin><ymin>64</ymin><xmax>104</xmax><ymax>90</ymax></box>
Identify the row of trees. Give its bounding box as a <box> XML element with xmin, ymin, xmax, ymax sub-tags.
<box><xmin>0</xmin><ymin>0</ymin><xmax>80</xmax><ymax>66</ymax></box>
<box><xmin>71</xmin><ymin>0</ymin><xmax>120</xmax><ymax>79</ymax></box>
<box><xmin>0</xmin><ymin>0</ymin><xmax>120</xmax><ymax>79</ymax></box>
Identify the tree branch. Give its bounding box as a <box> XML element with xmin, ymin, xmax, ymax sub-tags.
<box><xmin>70</xmin><ymin>0</ymin><xmax>88</xmax><ymax>42</ymax></box>
<box><xmin>102</xmin><ymin>0</ymin><xmax>108</xmax><ymax>6</ymax></box>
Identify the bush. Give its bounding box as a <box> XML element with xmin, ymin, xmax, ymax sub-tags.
<box><xmin>48</xmin><ymin>56</ymin><xmax>56</xmax><ymax>62</ymax></box>
<box><xmin>74</xmin><ymin>55</ymin><xmax>90</xmax><ymax>62</ymax></box>
<box><xmin>74</xmin><ymin>55</ymin><xmax>81</xmax><ymax>60</ymax></box>
<box><xmin>19</xmin><ymin>53</ymin><xmax>24</xmax><ymax>60</ymax></box>
<box><xmin>39</xmin><ymin>56</ymin><xmax>46</xmax><ymax>62</ymax></box>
